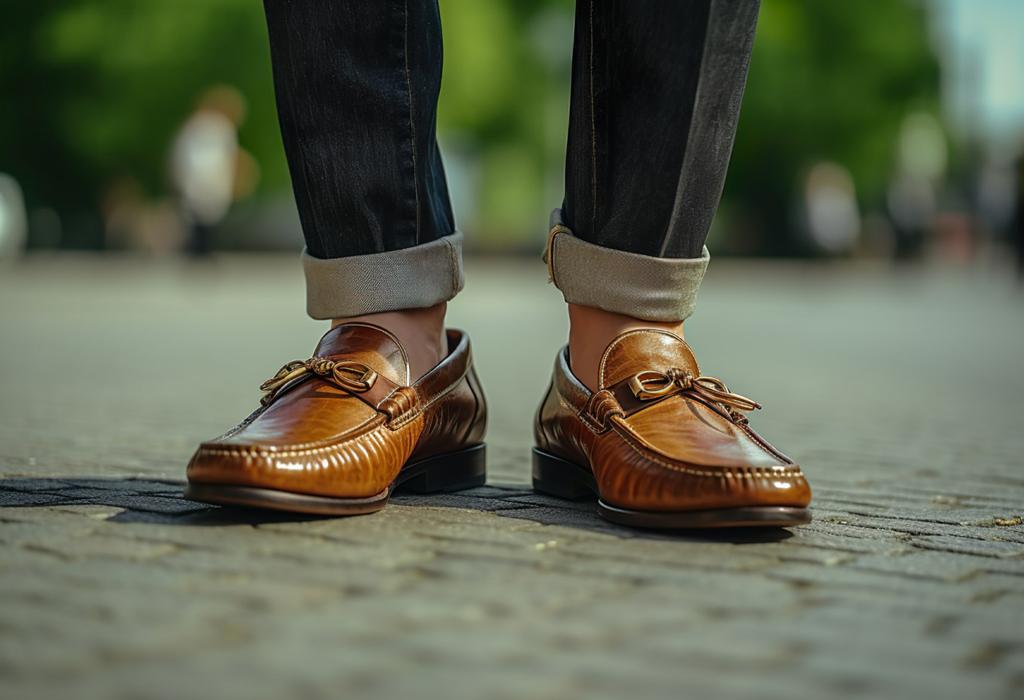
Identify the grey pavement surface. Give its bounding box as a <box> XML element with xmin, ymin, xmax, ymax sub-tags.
<box><xmin>0</xmin><ymin>254</ymin><xmax>1022</xmax><ymax>700</ymax></box>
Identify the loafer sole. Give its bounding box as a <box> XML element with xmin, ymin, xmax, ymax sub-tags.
<box><xmin>185</xmin><ymin>443</ymin><xmax>486</xmax><ymax>516</ymax></box>
<box><xmin>532</xmin><ymin>447</ymin><xmax>810</xmax><ymax>529</ymax></box>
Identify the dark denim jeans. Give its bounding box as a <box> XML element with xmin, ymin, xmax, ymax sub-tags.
<box><xmin>263</xmin><ymin>0</ymin><xmax>759</xmax><ymax>262</ymax></box>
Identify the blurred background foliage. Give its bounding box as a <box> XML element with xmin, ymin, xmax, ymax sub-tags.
<box><xmin>0</xmin><ymin>0</ymin><xmax>1017</xmax><ymax>259</ymax></box>
<box><xmin>1</xmin><ymin>0</ymin><xmax>286</xmax><ymax>248</ymax></box>
<box><xmin>727</xmin><ymin>0</ymin><xmax>940</xmax><ymax>254</ymax></box>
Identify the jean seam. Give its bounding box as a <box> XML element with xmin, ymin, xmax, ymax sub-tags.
<box><xmin>401</xmin><ymin>0</ymin><xmax>422</xmax><ymax>245</ymax></box>
<box><xmin>588</xmin><ymin>0</ymin><xmax>598</xmax><ymax>238</ymax></box>
<box><xmin>444</xmin><ymin>234</ymin><xmax>457</xmax><ymax>292</ymax></box>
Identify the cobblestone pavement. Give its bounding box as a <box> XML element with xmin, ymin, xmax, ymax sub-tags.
<box><xmin>1</xmin><ymin>255</ymin><xmax>1022</xmax><ymax>700</ymax></box>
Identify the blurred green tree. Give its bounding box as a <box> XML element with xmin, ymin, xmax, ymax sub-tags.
<box><xmin>1</xmin><ymin>0</ymin><xmax>286</xmax><ymax>248</ymax></box>
<box><xmin>1</xmin><ymin>0</ymin><xmax>940</xmax><ymax>254</ymax></box>
<box><xmin>723</xmin><ymin>0</ymin><xmax>941</xmax><ymax>254</ymax></box>
<box><xmin>437</xmin><ymin>0</ymin><xmax>572</xmax><ymax>246</ymax></box>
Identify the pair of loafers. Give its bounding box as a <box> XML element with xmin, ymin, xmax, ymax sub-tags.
<box><xmin>186</xmin><ymin>323</ymin><xmax>811</xmax><ymax>529</ymax></box>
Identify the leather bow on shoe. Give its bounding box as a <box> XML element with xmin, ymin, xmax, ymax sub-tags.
<box><xmin>260</xmin><ymin>357</ymin><xmax>378</xmax><ymax>406</ymax></box>
<box><xmin>628</xmin><ymin>368</ymin><xmax>761</xmax><ymax>421</ymax></box>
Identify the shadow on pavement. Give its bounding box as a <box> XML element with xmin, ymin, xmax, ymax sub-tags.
<box><xmin>0</xmin><ymin>477</ymin><xmax>793</xmax><ymax>544</ymax></box>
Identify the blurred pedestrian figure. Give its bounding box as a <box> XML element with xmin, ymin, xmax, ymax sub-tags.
<box><xmin>803</xmin><ymin>161</ymin><xmax>860</xmax><ymax>255</ymax></box>
<box><xmin>1014</xmin><ymin>156</ymin><xmax>1024</xmax><ymax>277</ymax></box>
<box><xmin>0</xmin><ymin>173</ymin><xmax>28</xmax><ymax>259</ymax></box>
<box><xmin>170</xmin><ymin>85</ymin><xmax>256</xmax><ymax>256</ymax></box>
<box><xmin>886</xmin><ymin>112</ymin><xmax>947</xmax><ymax>261</ymax></box>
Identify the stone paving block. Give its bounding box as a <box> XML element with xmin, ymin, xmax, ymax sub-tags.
<box><xmin>2</xmin><ymin>257</ymin><xmax>1023</xmax><ymax>699</ymax></box>
<box><xmin>0</xmin><ymin>490</ymin><xmax>73</xmax><ymax>507</ymax></box>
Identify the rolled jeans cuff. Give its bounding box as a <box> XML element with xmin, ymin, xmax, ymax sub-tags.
<box><xmin>302</xmin><ymin>232</ymin><xmax>464</xmax><ymax>319</ymax></box>
<box><xmin>544</xmin><ymin>210</ymin><xmax>710</xmax><ymax>323</ymax></box>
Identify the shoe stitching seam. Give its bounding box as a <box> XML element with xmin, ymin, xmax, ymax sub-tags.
<box><xmin>215</xmin><ymin>413</ymin><xmax>381</xmax><ymax>453</ymax></box>
<box><xmin>387</xmin><ymin>363</ymin><xmax>471</xmax><ymax>430</ymax></box>
<box><xmin>198</xmin><ymin>416</ymin><xmax>421</xmax><ymax>458</ymax></box>
<box><xmin>609</xmin><ymin>418</ymin><xmax>804</xmax><ymax>480</ymax></box>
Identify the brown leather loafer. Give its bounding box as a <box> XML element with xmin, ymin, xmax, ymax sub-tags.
<box><xmin>533</xmin><ymin>329</ymin><xmax>811</xmax><ymax>529</ymax></box>
<box><xmin>185</xmin><ymin>323</ymin><xmax>487</xmax><ymax>515</ymax></box>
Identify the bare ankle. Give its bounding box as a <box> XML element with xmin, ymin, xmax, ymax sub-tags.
<box><xmin>567</xmin><ymin>303</ymin><xmax>685</xmax><ymax>392</ymax></box>
<box><xmin>333</xmin><ymin>303</ymin><xmax>448</xmax><ymax>381</ymax></box>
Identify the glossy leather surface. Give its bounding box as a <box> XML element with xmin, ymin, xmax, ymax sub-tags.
<box><xmin>187</xmin><ymin>323</ymin><xmax>486</xmax><ymax>498</ymax></box>
<box><xmin>535</xmin><ymin>329</ymin><xmax>812</xmax><ymax>512</ymax></box>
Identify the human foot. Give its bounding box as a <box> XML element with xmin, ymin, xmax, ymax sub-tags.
<box><xmin>185</xmin><ymin>323</ymin><xmax>487</xmax><ymax>515</ymax></box>
<box><xmin>333</xmin><ymin>302</ymin><xmax>448</xmax><ymax>381</ymax></box>
<box><xmin>534</xmin><ymin>328</ymin><xmax>811</xmax><ymax>529</ymax></box>
<box><xmin>568</xmin><ymin>303</ymin><xmax>686</xmax><ymax>392</ymax></box>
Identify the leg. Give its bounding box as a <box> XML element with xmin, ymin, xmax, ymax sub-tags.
<box><xmin>263</xmin><ymin>0</ymin><xmax>457</xmax><ymax>377</ymax></box>
<box><xmin>534</xmin><ymin>1</ymin><xmax>810</xmax><ymax>529</ymax></box>
<box><xmin>186</xmin><ymin>1</ymin><xmax>488</xmax><ymax>515</ymax></box>
<box><xmin>534</xmin><ymin>0</ymin><xmax>810</xmax><ymax>530</ymax></box>
<box><xmin>555</xmin><ymin>0</ymin><xmax>760</xmax><ymax>389</ymax></box>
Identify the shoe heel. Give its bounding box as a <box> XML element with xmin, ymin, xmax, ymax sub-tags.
<box><xmin>398</xmin><ymin>444</ymin><xmax>487</xmax><ymax>494</ymax></box>
<box><xmin>532</xmin><ymin>448</ymin><xmax>596</xmax><ymax>500</ymax></box>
